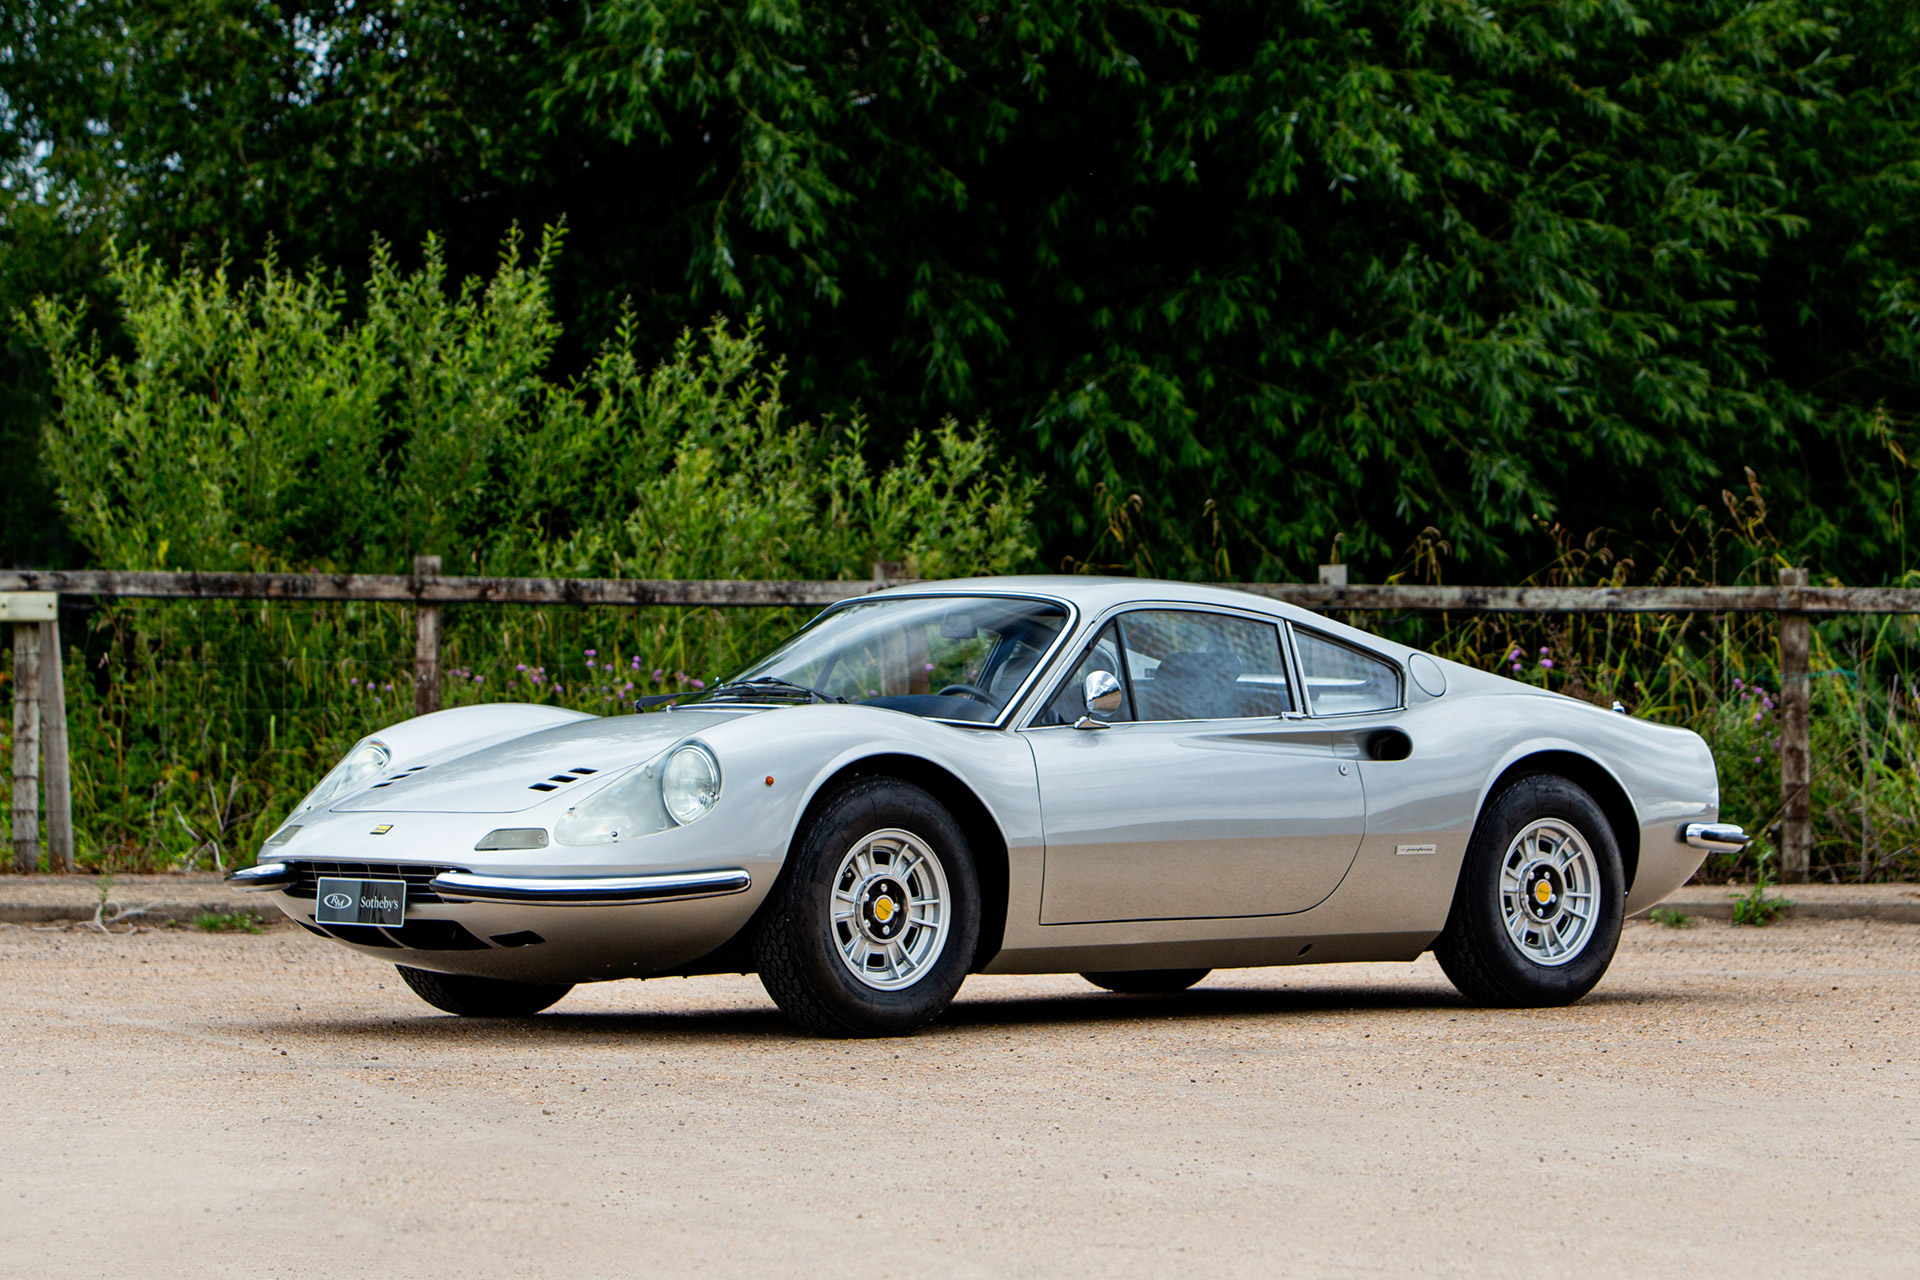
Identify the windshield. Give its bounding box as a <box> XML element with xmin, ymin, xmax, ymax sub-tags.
<box><xmin>703</xmin><ymin>595</ymin><xmax>1072</xmax><ymax>723</ymax></box>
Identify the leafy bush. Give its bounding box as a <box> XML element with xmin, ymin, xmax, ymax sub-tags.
<box><xmin>9</xmin><ymin>232</ymin><xmax>1035</xmax><ymax>869</ymax></box>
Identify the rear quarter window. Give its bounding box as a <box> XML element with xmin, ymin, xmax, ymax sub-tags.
<box><xmin>1295</xmin><ymin>628</ymin><xmax>1401</xmax><ymax>715</ymax></box>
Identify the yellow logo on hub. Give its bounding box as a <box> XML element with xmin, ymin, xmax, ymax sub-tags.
<box><xmin>874</xmin><ymin>897</ymin><xmax>896</xmax><ymax>922</ymax></box>
<box><xmin>1534</xmin><ymin>879</ymin><xmax>1553</xmax><ymax>904</ymax></box>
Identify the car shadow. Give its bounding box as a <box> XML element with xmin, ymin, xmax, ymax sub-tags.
<box><xmin>249</xmin><ymin>979</ymin><xmax>1685</xmax><ymax>1046</ymax></box>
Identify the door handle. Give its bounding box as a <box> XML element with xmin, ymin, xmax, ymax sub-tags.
<box><xmin>1333</xmin><ymin>728</ymin><xmax>1411</xmax><ymax>761</ymax></box>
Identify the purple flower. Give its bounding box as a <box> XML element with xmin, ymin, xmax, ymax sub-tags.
<box><xmin>350</xmin><ymin>677</ymin><xmax>359</xmax><ymax>685</ymax></box>
<box><xmin>1733</xmin><ymin>677</ymin><xmax>1745</xmax><ymax>689</ymax></box>
<box><xmin>1540</xmin><ymin>658</ymin><xmax>1554</xmax><ymax>670</ymax></box>
<box><xmin>652</xmin><ymin>668</ymin><xmax>664</xmax><ymax>683</ymax></box>
<box><xmin>1511</xmin><ymin>663</ymin><xmax>1522</xmax><ymax>674</ymax></box>
<box><xmin>924</xmin><ymin>663</ymin><xmax>934</xmax><ymax>671</ymax></box>
<box><xmin>516</xmin><ymin>663</ymin><xmax>527</xmax><ymax>672</ymax></box>
<box><xmin>691</xmin><ymin>678</ymin><xmax>706</xmax><ymax>689</ymax></box>
<box><xmin>1506</xmin><ymin>647</ymin><xmax>1522</xmax><ymax>663</ymax></box>
<box><xmin>1539</xmin><ymin>646</ymin><xmax>1550</xmax><ymax>656</ymax></box>
<box><xmin>585</xmin><ymin>649</ymin><xmax>597</xmax><ymax>658</ymax></box>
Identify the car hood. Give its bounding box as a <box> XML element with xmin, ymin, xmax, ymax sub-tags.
<box><xmin>331</xmin><ymin>708</ymin><xmax>756</xmax><ymax>814</ymax></box>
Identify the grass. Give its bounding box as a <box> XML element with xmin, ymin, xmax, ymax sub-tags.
<box><xmin>1648</xmin><ymin>907</ymin><xmax>1696</xmax><ymax>928</ymax></box>
<box><xmin>194</xmin><ymin>909</ymin><xmax>265</xmax><ymax>934</ymax></box>
<box><xmin>1729</xmin><ymin>847</ymin><xmax>1794</xmax><ymax>926</ymax></box>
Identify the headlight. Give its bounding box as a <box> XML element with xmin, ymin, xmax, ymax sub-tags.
<box><xmin>553</xmin><ymin>742</ymin><xmax>723</xmax><ymax>847</ymax></box>
<box><xmin>288</xmin><ymin>738</ymin><xmax>390</xmax><ymax>819</ymax></box>
<box><xmin>662</xmin><ymin>744</ymin><xmax>722</xmax><ymax>826</ymax></box>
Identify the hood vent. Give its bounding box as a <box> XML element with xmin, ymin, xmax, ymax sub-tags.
<box><xmin>529</xmin><ymin>766</ymin><xmax>599</xmax><ymax>793</ymax></box>
<box><xmin>370</xmin><ymin>765</ymin><xmax>431</xmax><ymax>790</ymax></box>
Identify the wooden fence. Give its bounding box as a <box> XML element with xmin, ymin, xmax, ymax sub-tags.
<box><xmin>3</xmin><ymin>561</ymin><xmax>1911</xmax><ymax>882</ymax></box>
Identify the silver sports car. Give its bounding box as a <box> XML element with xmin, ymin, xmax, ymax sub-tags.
<box><xmin>231</xmin><ymin>576</ymin><xmax>1746</xmax><ymax>1036</ymax></box>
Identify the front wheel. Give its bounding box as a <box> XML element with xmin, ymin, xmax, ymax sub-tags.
<box><xmin>396</xmin><ymin>965</ymin><xmax>572</xmax><ymax>1017</ymax></box>
<box><xmin>755</xmin><ymin>777</ymin><xmax>981</xmax><ymax>1037</ymax></box>
<box><xmin>1433</xmin><ymin>775</ymin><xmax>1625</xmax><ymax>1007</ymax></box>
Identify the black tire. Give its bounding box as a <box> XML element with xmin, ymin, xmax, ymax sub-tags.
<box><xmin>1081</xmin><ymin>969</ymin><xmax>1211</xmax><ymax>994</ymax></box>
<box><xmin>396</xmin><ymin>965</ymin><xmax>573</xmax><ymax>1017</ymax></box>
<box><xmin>1433</xmin><ymin>775</ymin><xmax>1625</xmax><ymax>1007</ymax></box>
<box><xmin>755</xmin><ymin>777</ymin><xmax>981</xmax><ymax>1037</ymax></box>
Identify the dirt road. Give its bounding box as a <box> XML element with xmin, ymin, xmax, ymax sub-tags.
<box><xmin>1</xmin><ymin>917</ymin><xmax>1914</xmax><ymax>1278</ymax></box>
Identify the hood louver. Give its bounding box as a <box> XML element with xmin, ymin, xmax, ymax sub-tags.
<box><xmin>528</xmin><ymin>766</ymin><xmax>599</xmax><ymax>792</ymax></box>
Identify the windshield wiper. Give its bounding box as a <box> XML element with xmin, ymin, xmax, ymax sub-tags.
<box><xmin>635</xmin><ymin>676</ymin><xmax>846</xmax><ymax>711</ymax></box>
<box><xmin>701</xmin><ymin>676</ymin><xmax>847</xmax><ymax>704</ymax></box>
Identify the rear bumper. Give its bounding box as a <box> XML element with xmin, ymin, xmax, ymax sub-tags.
<box><xmin>1681</xmin><ymin>822</ymin><xmax>1750</xmax><ymax>853</ymax></box>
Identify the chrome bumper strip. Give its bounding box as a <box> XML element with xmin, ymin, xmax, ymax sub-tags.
<box><xmin>226</xmin><ymin>862</ymin><xmax>294</xmax><ymax>891</ymax></box>
<box><xmin>426</xmin><ymin>868</ymin><xmax>751</xmax><ymax>906</ymax></box>
<box><xmin>1681</xmin><ymin>822</ymin><xmax>1751</xmax><ymax>853</ymax></box>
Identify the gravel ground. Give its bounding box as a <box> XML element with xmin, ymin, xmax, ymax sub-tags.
<box><xmin>1</xmin><ymin>917</ymin><xmax>1915</xmax><ymax>1279</ymax></box>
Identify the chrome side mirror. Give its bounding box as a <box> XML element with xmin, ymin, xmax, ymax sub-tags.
<box><xmin>1075</xmin><ymin>670</ymin><xmax>1123</xmax><ymax>730</ymax></box>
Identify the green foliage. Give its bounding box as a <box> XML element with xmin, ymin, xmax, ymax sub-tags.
<box><xmin>6</xmin><ymin>0</ymin><xmax>1920</xmax><ymax>579</ymax></box>
<box><xmin>1731</xmin><ymin>847</ymin><xmax>1793</xmax><ymax>926</ymax></box>
<box><xmin>28</xmin><ymin>229</ymin><xmax>1034</xmax><ymax>581</ymax></box>
<box><xmin>9</xmin><ymin>234</ymin><xmax>1034</xmax><ymax>868</ymax></box>
<box><xmin>1647</xmin><ymin>907</ymin><xmax>1695</xmax><ymax>929</ymax></box>
<box><xmin>194</xmin><ymin>909</ymin><xmax>265</xmax><ymax>934</ymax></box>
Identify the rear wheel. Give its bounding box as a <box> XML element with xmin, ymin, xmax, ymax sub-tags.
<box><xmin>1081</xmin><ymin>969</ymin><xmax>1211</xmax><ymax>994</ymax></box>
<box><xmin>755</xmin><ymin>777</ymin><xmax>980</xmax><ymax>1037</ymax></box>
<box><xmin>396</xmin><ymin>965</ymin><xmax>572</xmax><ymax>1017</ymax></box>
<box><xmin>1433</xmin><ymin>775</ymin><xmax>1624</xmax><ymax>1007</ymax></box>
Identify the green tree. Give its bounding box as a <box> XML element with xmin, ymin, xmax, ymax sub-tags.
<box><xmin>7</xmin><ymin>0</ymin><xmax>1920</xmax><ymax>582</ymax></box>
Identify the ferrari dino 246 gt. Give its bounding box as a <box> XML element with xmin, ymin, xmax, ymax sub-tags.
<box><xmin>231</xmin><ymin>577</ymin><xmax>1746</xmax><ymax>1036</ymax></box>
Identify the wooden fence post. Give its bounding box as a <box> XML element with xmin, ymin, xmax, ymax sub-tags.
<box><xmin>11</xmin><ymin>619</ymin><xmax>42</xmax><ymax>873</ymax></box>
<box><xmin>40</xmin><ymin>615</ymin><xmax>73</xmax><ymax>872</ymax></box>
<box><xmin>413</xmin><ymin>554</ymin><xmax>442</xmax><ymax>717</ymax></box>
<box><xmin>1778</xmin><ymin>567</ymin><xmax>1812</xmax><ymax>883</ymax></box>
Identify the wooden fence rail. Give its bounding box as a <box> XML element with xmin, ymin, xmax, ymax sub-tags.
<box><xmin>4</xmin><ymin>565</ymin><xmax>1909</xmax><ymax>881</ymax></box>
<box><xmin>6</xmin><ymin>567</ymin><xmax>1920</xmax><ymax>614</ymax></box>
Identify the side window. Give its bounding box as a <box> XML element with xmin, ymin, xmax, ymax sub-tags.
<box><xmin>1294</xmin><ymin>629</ymin><xmax>1401</xmax><ymax>715</ymax></box>
<box><xmin>1040</xmin><ymin>622</ymin><xmax>1135</xmax><ymax>726</ymax></box>
<box><xmin>1121</xmin><ymin>610</ymin><xmax>1292</xmax><ymax>722</ymax></box>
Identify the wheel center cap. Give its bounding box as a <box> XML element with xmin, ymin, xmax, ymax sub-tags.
<box><xmin>1524</xmin><ymin>863</ymin><xmax>1565</xmax><ymax>921</ymax></box>
<box><xmin>861</xmin><ymin>877</ymin><xmax>909</xmax><ymax>941</ymax></box>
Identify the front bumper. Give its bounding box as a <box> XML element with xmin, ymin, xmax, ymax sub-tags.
<box><xmin>429</xmin><ymin>868</ymin><xmax>750</xmax><ymax>905</ymax></box>
<box><xmin>227</xmin><ymin>860</ymin><xmax>761</xmax><ymax>983</ymax></box>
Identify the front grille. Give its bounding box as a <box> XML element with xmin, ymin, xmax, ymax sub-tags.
<box><xmin>303</xmin><ymin>918</ymin><xmax>491</xmax><ymax>951</ymax></box>
<box><xmin>283</xmin><ymin>860</ymin><xmax>468</xmax><ymax>905</ymax></box>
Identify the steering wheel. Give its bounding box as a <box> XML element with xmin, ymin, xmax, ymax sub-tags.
<box><xmin>937</xmin><ymin>683</ymin><xmax>997</xmax><ymax>706</ymax></box>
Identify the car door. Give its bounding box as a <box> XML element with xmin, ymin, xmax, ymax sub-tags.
<box><xmin>1023</xmin><ymin>607</ymin><xmax>1365</xmax><ymax>923</ymax></box>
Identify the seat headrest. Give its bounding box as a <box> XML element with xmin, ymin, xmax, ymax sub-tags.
<box><xmin>1153</xmin><ymin>650</ymin><xmax>1242</xmax><ymax>683</ymax></box>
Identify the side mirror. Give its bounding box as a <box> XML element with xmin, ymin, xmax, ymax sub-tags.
<box><xmin>1075</xmin><ymin>670</ymin><xmax>1124</xmax><ymax>730</ymax></box>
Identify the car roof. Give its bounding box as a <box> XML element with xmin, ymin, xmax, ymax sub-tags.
<box><xmin>863</xmin><ymin>575</ymin><xmax>1413</xmax><ymax>660</ymax></box>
